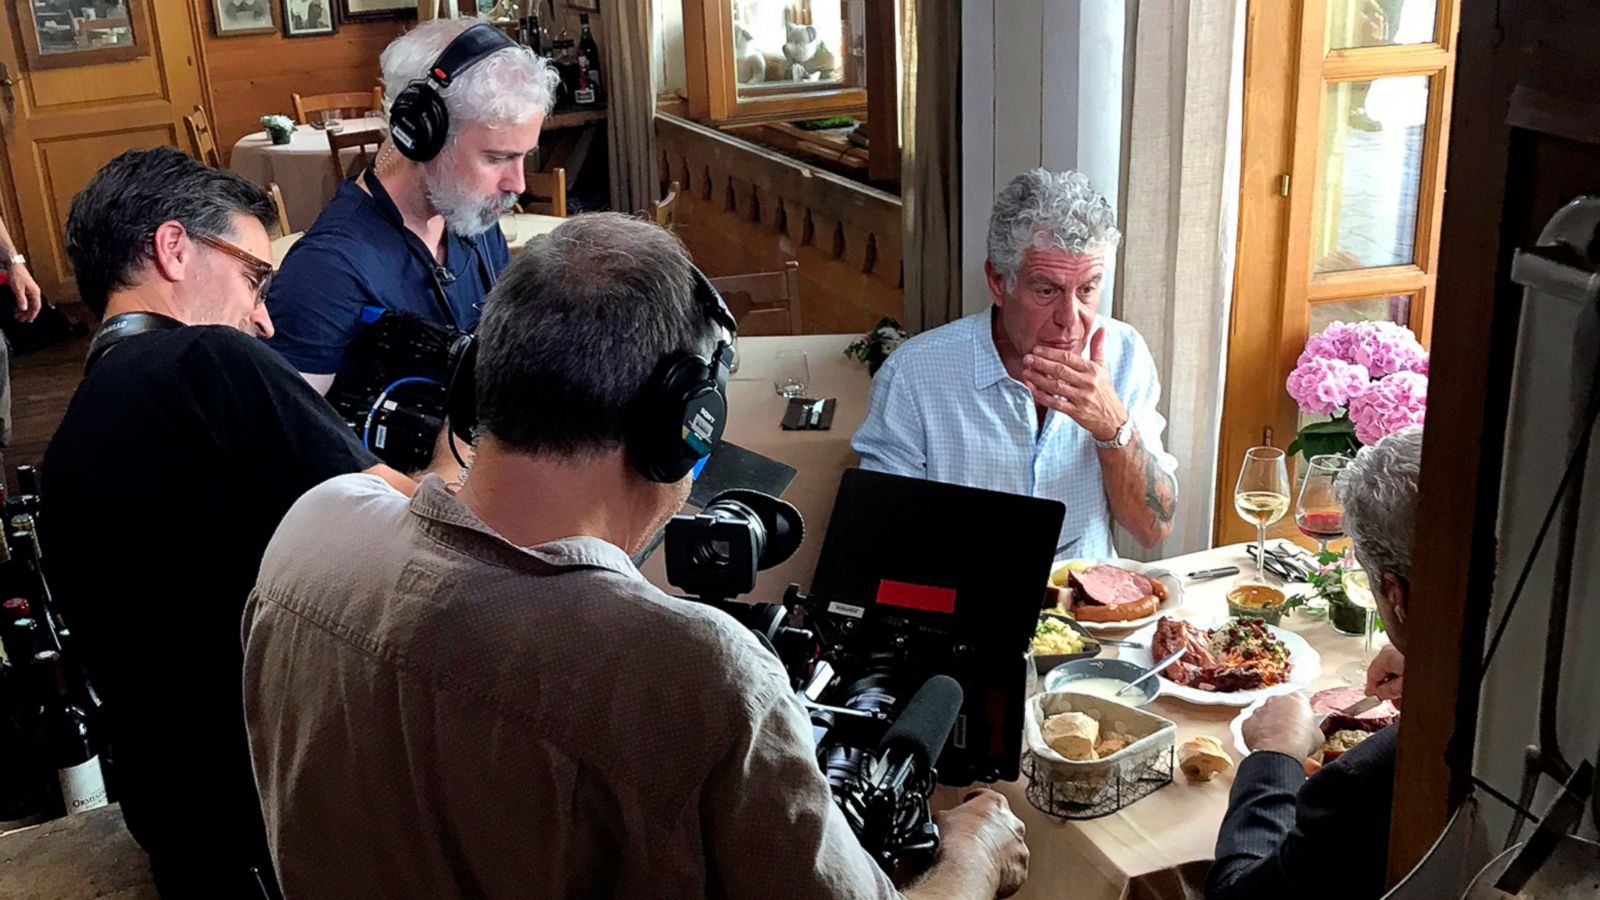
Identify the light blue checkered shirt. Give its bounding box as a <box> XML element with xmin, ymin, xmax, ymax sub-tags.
<box><xmin>850</xmin><ymin>310</ymin><xmax>1178</xmax><ymax>559</ymax></box>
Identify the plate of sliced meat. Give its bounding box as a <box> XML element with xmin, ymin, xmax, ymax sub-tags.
<box><xmin>1045</xmin><ymin>559</ymin><xmax>1184</xmax><ymax>633</ymax></box>
<box><xmin>1231</xmin><ymin>687</ymin><xmax>1399</xmax><ymax>763</ymax></box>
<box><xmin>1120</xmin><ymin>616</ymin><xmax>1321</xmax><ymax>706</ymax></box>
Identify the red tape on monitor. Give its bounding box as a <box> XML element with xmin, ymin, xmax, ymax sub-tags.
<box><xmin>876</xmin><ymin>579</ymin><xmax>957</xmax><ymax>614</ymax></box>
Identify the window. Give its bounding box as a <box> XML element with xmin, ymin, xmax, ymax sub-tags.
<box><xmin>677</xmin><ymin>0</ymin><xmax>900</xmax><ymax>187</ymax></box>
<box><xmin>1216</xmin><ymin>0</ymin><xmax>1459</xmax><ymax>546</ymax></box>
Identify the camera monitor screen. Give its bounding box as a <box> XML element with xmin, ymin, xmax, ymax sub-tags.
<box><xmin>806</xmin><ymin>468</ymin><xmax>1065</xmax><ymax>783</ymax></box>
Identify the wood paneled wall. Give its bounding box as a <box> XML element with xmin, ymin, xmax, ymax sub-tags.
<box><xmin>655</xmin><ymin>114</ymin><xmax>903</xmax><ymax>336</ymax></box>
<box><xmin>194</xmin><ymin>4</ymin><xmax>406</xmax><ymax>160</ymax></box>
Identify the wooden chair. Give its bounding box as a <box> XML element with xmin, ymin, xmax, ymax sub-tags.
<box><xmin>266</xmin><ymin>183</ymin><xmax>292</xmax><ymax>237</ymax></box>
<box><xmin>710</xmin><ymin>261</ymin><xmax>802</xmax><ymax>336</ymax></box>
<box><xmin>650</xmin><ymin>181</ymin><xmax>682</xmax><ymax>230</ymax></box>
<box><xmin>328</xmin><ymin>128</ymin><xmax>385</xmax><ymax>182</ymax></box>
<box><xmin>184</xmin><ymin>106</ymin><xmax>221</xmax><ymax>168</ymax></box>
<box><xmin>293</xmin><ymin>88</ymin><xmax>384</xmax><ymax>126</ymax></box>
<box><xmin>519</xmin><ymin>168</ymin><xmax>567</xmax><ymax>217</ymax></box>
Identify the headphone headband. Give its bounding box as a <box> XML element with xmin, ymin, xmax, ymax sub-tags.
<box><xmin>426</xmin><ymin>23</ymin><xmax>517</xmax><ymax>91</ymax></box>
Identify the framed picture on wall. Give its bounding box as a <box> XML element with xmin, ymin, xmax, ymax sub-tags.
<box><xmin>213</xmin><ymin>0</ymin><xmax>278</xmax><ymax>35</ymax></box>
<box><xmin>282</xmin><ymin>0</ymin><xmax>337</xmax><ymax>36</ymax></box>
<box><xmin>568</xmin><ymin>0</ymin><xmax>599</xmax><ymax>10</ymax></box>
<box><xmin>337</xmin><ymin>0</ymin><xmax>416</xmax><ymax>21</ymax></box>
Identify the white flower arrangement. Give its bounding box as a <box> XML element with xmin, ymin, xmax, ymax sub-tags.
<box><xmin>260</xmin><ymin>115</ymin><xmax>295</xmax><ymax>139</ymax></box>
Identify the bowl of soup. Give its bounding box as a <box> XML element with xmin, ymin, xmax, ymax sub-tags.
<box><xmin>1226</xmin><ymin>583</ymin><xmax>1287</xmax><ymax>625</ymax></box>
<box><xmin>1041</xmin><ymin>658</ymin><xmax>1159</xmax><ymax>707</ymax></box>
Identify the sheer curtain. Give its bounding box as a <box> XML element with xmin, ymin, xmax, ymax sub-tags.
<box><xmin>1114</xmin><ymin>0</ymin><xmax>1245</xmax><ymax>559</ymax></box>
<box><xmin>900</xmin><ymin>0</ymin><xmax>962</xmax><ymax>333</ymax></box>
<box><xmin>603</xmin><ymin>0</ymin><xmax>658</xmax><ymax>214</ymax></box>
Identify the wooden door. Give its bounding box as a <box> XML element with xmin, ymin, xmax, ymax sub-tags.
<box><xmin>0</xmin><ymin>0</ymin><xmax>207</xmax><ymax>303</ymax></box>
<box><xmin>1215</xmin><ymin>0</ymin><xmax>1460</xmax><ymax>545</ymax></box>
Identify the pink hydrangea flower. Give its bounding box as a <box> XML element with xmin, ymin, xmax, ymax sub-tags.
<box><xmin>1286</xmin><ymin>356</ymin><xmax>1371</xmax><ymax>416</ymax></box>
<box><xmin>1411</xmin><ymin>353</ymin><xmax>1430</xmax><ymax>376</ymax></box>
<box><xmin>1348</xmin><ymin>320</ymin><xmax>1425</xmax><ymax>377</ymax></box>
<box><xmin>1298</xmin><ymin>321</ymin><xmax>1360</xmax><ymax>366</ymax></box>
<box><xmin>1348</xmin><ymin>371</ymin><xmax>1427</xmax><ymax>445</ymax></box>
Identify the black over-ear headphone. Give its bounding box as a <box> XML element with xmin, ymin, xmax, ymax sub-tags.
<box><xmin>389</xmin><ymin>23</ymin><xmax>518</xmax><ymax>163</ymax></box>
<box><xmin>444</xmin><ymin>266</ymin><xmax>739</xmax><ymax>483</ymax></box>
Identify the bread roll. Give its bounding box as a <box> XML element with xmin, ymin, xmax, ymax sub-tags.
<box><xmin>1179</xmin><ymin>735</ymin><xmax>1232</xmax><ymax>783</ymax></box>
<box><xmin>1043</xmin><ymin>711</ymin><xmax>1100</xmax><ymax>761</ymax></box>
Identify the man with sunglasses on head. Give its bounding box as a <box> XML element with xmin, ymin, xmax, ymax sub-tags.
<box><xmin>41</xmin><ymin>147</ymin><xmax>412</xmax><ymax>898</ymax></box>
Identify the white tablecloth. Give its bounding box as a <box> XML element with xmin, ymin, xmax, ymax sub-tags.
<box><xmin>230</xmin><ymin>116</ymin><xmax>389</xmax><ymax>232</ymax></box>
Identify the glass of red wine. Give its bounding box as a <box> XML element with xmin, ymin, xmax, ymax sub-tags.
<box><xmin>1295</xmin><ymin>454</ymin><xmax>1352</xmax><ymax>554</ymax></box>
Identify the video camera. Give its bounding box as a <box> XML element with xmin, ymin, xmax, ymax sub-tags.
<box><xmin>666</xmin><ymin>468</ymin><xmax>1066</xmax><ymax>874</ymax></box>
<box><xmin>324</xmin><ymin>309</ymin><xmax>466</xmax><ymax>473</ymax></box>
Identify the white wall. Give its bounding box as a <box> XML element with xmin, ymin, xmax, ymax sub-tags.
<box><xmin>961</xmin><ymin>0</ymin><xmax>1127</xmax><ymax>317</ymax></box>
<box><xmin>1474</xmin><ymin>245</ymin><xmax>1600</xmax><ymax>846</ymax></box>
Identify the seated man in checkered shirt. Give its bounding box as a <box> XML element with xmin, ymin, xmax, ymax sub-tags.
<box><xmin>851</xmin><ymin>169</ymin><xmax>1178</xmax><ymax>558</ymax></box>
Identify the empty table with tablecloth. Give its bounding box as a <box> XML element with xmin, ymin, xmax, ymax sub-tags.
<box><xmin>229</xmin><ymin>117</ymin><xmax>389</xmax><ymax>232</ymax></box>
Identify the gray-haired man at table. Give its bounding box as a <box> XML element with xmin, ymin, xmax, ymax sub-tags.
<box><xmin>1209</xmin><ymin>424</ymin><xmax>1421</xmax><ymax>899</ymax></box>
<box><xmin>851</xmin><ymin>169</ymin><xmax>1178</xmax><ymax>558</ymax></box>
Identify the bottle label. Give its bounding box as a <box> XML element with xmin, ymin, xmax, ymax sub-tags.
<box><xmin>575</xmin><ymin>86</ymin><xmax>595</xmax><ymax>104</ymax></box>
<box><xmin>58</xmin><ymin>757</ymin><xmax>109</xmax><ymax>815</ymax></box>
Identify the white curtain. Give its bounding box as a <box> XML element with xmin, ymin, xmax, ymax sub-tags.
<box><xmin>1113</xmin><ymin>0</ymin><xmax>1245</xmax><ymax>559</ymax></box>
<box><xmin>602</xmin><ymin>0</ymin><xmax>658</xmax><ymax>214</ymax></box>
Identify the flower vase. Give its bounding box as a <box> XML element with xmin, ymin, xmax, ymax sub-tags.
<box><xmin>866</xmin><ymin>347</ymin><xmax>888</xmax><ymax>376</ymax></box>
<box><xmin>1327</xmin><ymin>594</ymin><xmax>1368</xmax><ymax>635</ymax></box>
<box><xmin>268</xmin><ymin>129</ymin><xmax>292</xmax><ymax>146</ymax></box>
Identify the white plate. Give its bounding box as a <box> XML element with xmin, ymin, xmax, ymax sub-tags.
<box><xmin>1048</xmin><ymin>558</ymin><xmax>1185</xmax><ymax>634</ymax></box>
<box><xmin>1119</xmin><ymin>617</ymin><xmax>1322</xmax><ymax>707</ymax></box>
<box><xmin>1229</xmin><ymin>697</ymin><xmax>1270</xmax><ymax>757</ymax></box>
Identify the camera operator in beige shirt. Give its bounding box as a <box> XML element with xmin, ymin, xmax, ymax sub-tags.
<box><xmin>242</xmin><ymin>213</ymin><xmax>1028</xmax><ymax>899</ymax></box>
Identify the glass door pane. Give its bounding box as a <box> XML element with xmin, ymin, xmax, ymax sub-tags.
<box><xmin>731</xmin><ymin>0</ymin><xmax>857</xmax><ymax>98</ymax></box>
<box><xmin>1325</xmin><ymin>0</ymin><xmax>1438</xmax><ymax>50</ymax></box>
<box><xmin>1311</xmin><ymin>75</ymin><xmax>1430</xmax><ymax>274</ymax></box>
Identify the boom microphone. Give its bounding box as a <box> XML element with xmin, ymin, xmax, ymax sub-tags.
<box><xmin>841</xmin><ymin>675</ymin><xmax>965</xmax><ymax>873</ymax></box>
<box><xmin>879</xmin><ymin>674</ymin><xmax>963</xmax><ymax>773</ymax></box>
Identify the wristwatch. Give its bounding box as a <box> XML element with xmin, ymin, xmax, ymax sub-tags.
<box><xmin>1094</xmin><ymin>418</ymin><xmax>1135</xmax><ymax>449</ymax></box>
<box><xmin>4</xmin><ymin>254</ymin><xmax>24</xmax><ymax>270</ymax></box>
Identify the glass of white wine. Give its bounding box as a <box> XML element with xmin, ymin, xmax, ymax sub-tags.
<box><xmin>1338</xmin><ymin>568</ymin><xmax>1381</xmax><ymax>684</ymax></box>
<box><xmin>1235</xmin><ymin>446</ymin><xmax>1290</xmax><ymax>584</ymax></box>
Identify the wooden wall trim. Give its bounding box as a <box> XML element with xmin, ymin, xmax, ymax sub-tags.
<box><xmin>655</xmin><ymin>113</ymin><xmax>903</xmax><ymax>335</ymax></box>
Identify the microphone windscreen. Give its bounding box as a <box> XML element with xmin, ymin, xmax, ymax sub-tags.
<box><xmin>878</xmin><ymin>675</ymin><xmax>964</xmax><ymax>771</ymax></box>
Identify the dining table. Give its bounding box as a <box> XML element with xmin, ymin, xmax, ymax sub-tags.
<box><xmin>229</xmin><ymin>116</ymin><xmax>390</xmax><ymax>232</ymax></box>
<box><xmin>633</xmin><ymin>333</ymin><xmax>1384</xmax><ymax>899</ymax></box>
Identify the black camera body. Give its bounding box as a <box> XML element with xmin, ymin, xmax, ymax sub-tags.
<box><xmin>325</xmin><ymin>309</ymin><xmax>463</xmax><ymax>474</ymax></box>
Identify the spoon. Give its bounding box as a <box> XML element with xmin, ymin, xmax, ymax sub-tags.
<box><xmin>1116</xmin><ymin>646</ymin><xmax>1188</xmax><ymax>697</ymax></box>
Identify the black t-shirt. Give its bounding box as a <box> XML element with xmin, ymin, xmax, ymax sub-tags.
<box><xmin>40</xmin><ymin>326</ymin><xmax>377</xmax><ymax>870</ymax></box>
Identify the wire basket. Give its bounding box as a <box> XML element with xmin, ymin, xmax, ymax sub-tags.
<box><xmin>1021</xmin><ymin>692</ymin><xmax>1177</xmax><ymax>820</ymax></box>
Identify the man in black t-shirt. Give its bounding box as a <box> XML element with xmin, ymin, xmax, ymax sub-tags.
<box><xmin>41</xmin><ymin>147</ymin><xmax>412</xmax><ymax>898</ymax></box>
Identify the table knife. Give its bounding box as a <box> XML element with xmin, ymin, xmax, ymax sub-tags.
<box><xmin>1316</xmin><ymin>694</ymin><xmax>1384</xmax><ymax>727</ymax></box>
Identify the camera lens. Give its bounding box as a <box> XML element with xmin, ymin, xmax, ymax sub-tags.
<box><xmin>692</xmin><ymin>539</ymin><xmax>734</xmax><ymax>567</ymax></box>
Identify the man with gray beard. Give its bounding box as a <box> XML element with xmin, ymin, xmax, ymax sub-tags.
<box><xmin>266</xmin><ymin>19</ymin><xmax>559</xmax><ymax>394</ymax></box>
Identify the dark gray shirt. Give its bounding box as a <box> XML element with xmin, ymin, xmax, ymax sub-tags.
<box><xmin>243</xmin><ymin>473</ymin><xmax>896</xmax><ymax>899</ymax></box>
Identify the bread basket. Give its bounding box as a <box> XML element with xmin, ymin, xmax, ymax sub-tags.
<box><xmin>1022</xmin><ymin>691</ymin><xmax>1177</xmax><ymax>819</ymax></box>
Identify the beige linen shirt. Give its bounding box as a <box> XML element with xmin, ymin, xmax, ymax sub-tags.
<box><xmin>243</xmin><ymin>473</ymin><xmax>897</xmax><ymax>899</ymax></box>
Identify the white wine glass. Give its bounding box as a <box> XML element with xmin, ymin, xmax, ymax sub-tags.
<box><xmin>1338</xmin><ymin>568</ymin><xmax>1381</xmax><ymax>684</ymax></box>
<box><xmin>1235</xmin><ymin>447</ymin><xmax>1290</xmax><ymax>584</ymax></box>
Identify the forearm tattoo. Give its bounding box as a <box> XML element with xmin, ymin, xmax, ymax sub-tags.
<box><xmin>1142</xmin><ymin>449</ymin><xmax>1177</xmax><ymax>525</ymax></box>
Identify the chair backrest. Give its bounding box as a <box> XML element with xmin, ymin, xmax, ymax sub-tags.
<box><xmin>521</xmin><ymin>168</ymin><xmax>567</xmax><ymax>217</ymax></box>
<box><xmin>650</xmin><ymin>180</ymin><xmax>682</xmax><ymax>230</ymax></box>
<box><xmin>327</xmin><ymin>128</ymin><xmax>385</xmax><ymax>182</ymax></box>
<box><xmin>184</xmin><ymin>106</ymin><xmax>221</xmax><ymax>168</ymax></box>
<box><xmin>710</xmin><ymin>260</ymin><xmax>802</xmax><ymax>336</ymax></box>
<box><xmin>293</xmin><ymin>88</ymin><xmax>384</xmax><ymax>126</ymax></box>
<box><xmin>266</xmin><ymin>183</ymin><xmax>292</xmax><ymax>236</ymax></box>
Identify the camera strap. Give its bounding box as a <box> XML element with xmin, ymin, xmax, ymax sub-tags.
<box><xmin>361</xmin><ymin>167</ymin><xmax>494</xmax><ymax>330</ymax></box>
<box><xmin>85</xmin><ymin>311</ymin><xmax>184</xmax><ymax>373</ymax></box>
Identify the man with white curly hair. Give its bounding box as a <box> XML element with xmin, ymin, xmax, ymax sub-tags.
<box><xmin>1211</xmin><ymin>424</ymin><xmax>1420</xmax><ymax>899</ymax></box>
<box><xmin>852</xmin><ymin>169</ymin><xmax>1179</xmax><ymax>555</ymax></box>
<box><xmin>267</xmin><ymin>19</ymin><xmax>559</xmax><ymax>390</ymax></box>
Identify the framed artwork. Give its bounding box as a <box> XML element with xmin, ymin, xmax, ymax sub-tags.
<box><xmin>337</xmin><ymin>0</ymin><xmax>416</xmax><ymax>22</ymax></box>
<box><xmin>282</xmin><ymin>0</ymin><xmax>337</xmax><ymax>36</ymax></box>
<box><xmin>16</xmin><ymin>0</ymin><xmax>151</xmax><ymax>70</ymax></box>
<box><xmin>212</xmin><ymin>0</ymin><xmax>278</xmax><ymax>35</ymax></box>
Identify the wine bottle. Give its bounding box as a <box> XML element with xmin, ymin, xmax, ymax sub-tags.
<box><xmin>0</xmin><ymin>661</ymin><xmax>46</xmax><ymax>830</ymax></box>
<box><xmin>33</xmin><ymin>650</ymin><xmax>107</xmax><ymax>817</ymax></box>
<box><xmin>577</xmin><ymin>13</ymin><xmax>601</xmax><ymax>97</ymax></box>
<box><xmin>574</xmin><ymin>56</ymin><xmax>596</xmax><ymax>106</ymax></box>
<box><xmin>6</xmin><ymin>528</ymin><xmax>61</xmax><ymax>654</ymax></box>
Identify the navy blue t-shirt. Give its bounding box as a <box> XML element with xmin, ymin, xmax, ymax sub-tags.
<box><xmin>266</xmin><ymin>177</ymin><xmax>511</xmax><ymax>375</ymax></box>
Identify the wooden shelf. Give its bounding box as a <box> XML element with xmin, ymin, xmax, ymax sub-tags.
<box><xmin>546</xmin><ymin>105</ymin><xmax>607</xmax><ymax>130</ymax></box>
